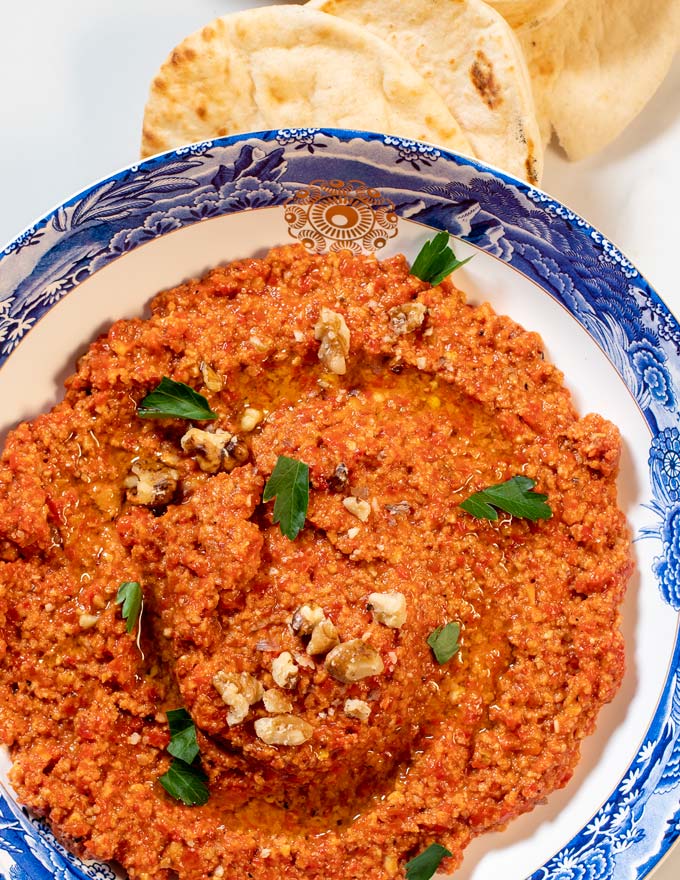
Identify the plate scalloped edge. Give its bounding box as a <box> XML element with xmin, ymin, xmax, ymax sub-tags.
<box><xmin>0</xmin><ymin>128</ymin><xmax>679</xmax><ymax>880</ymax></box>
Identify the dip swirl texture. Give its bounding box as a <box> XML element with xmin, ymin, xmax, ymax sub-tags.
<box><xmin>0</xmin><ymin>245</ymin><xmax>632</xmax><ymax>879</ymax></box>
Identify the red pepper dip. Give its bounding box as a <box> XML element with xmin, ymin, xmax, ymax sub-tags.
<box><xmin>0</xmin><ymin>245</ymin><xmax>632</xmax><ymax>879</ymax></box>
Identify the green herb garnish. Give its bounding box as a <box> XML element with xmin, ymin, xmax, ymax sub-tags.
<box><xmin>262</xmin><ymin>455</ymin><xmax>310</xmax><ymax>540</ymax></box>
<box><xmin>167</xmin><ymin>708</ymin><xmax>200</xmax><ymax>765</ymax></box>
<box><xmin>159</xmin><ymin>757</ymin><xmax>209</xmax><ymax>807</ymax></box>
<box><xmin>115</xmin><ymin>581</ymin><xmax>143</xmax><ymax>634</ymax></box>
<box><xmin>137</xmin><ymin>376</ymin><xmax>217</xmax><ymax>421</ymax></box>
<box><xmin>427</xmin><ymin>622</ymin><xmax>461</xmax><ymax>664</ymax></box>
<box><xmin>159</xmin><ymin>708</ymin><xmax>209</xmax><ymax>805</ymax></box>
<box><xmin>459</xmin><ymin>475</ymin><xmax>552</xmax><ymax>522</ymax></box>
<box><xmin>411</xmin><ymin>231</ymin><xmax>472</xmax><ymax>286</ymax></box>
<box><xmin>405</xmin><ymin>843</ymin><xmax>453</xmax><ymax>880</ymax></box>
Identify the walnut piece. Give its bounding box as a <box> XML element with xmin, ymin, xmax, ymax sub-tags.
<box><xmin>212</xmin><ymin>671</ymin><xmax>264</xmax><ymax>726</ymax></box>
<box><xmin>307</xmin><ymin>619</ymin><xmax>340</xmax><ymax>656</ymax></box>
<box><xmin>263</xmin><ymin>689</ymin><xmax>293</xmax><ymax>714</ymax></box>
<box><xmin>222</xmin><ymin>435</ymin><xmax>250</xmax><ymax>472</ymax></box>
<box><xmin>254</xmin><ymin>714</ymin><xmax>314</xmax><ymax>746</ymax></box>
<box><xmin>314</xmin><ymin>307</ymin><xmax>350</xmax><ymax>375</ymax></box>
<box><xmin>388</xmin><ymin>302</ymin><xmax>427</xmax><ymax>335</ymax></box>
<box><xmin>367</xmin><ymin>591</ymin><xmax>407</xmax><ymax>629</ymax></box>
<box><xmin>290</xmin><ymin>603</ymin><xmax>325</xmax><ymax>637</ymax></box>
<box><xmin>344</xmin><ymin>698</ymin><xmax>372</xmax><ymax>722</ymax></box>
<box><xmin>328</xmin><ymin>462</ymin><xmax>349</xmax><ymax>492</ymax></box>
<box><xmin>124</xmin><ymin>461</ymin><xmax>178</xmax><ymax>506</ymax></box>
<box><xmin>271</xmin><ymin>652</ymin><xmax>299</xmax><ymax>689</ymax></box>
<box><xmin>181</xmin><ymin>428</ymin><xmax>231</xmax><ymax>473</ymax></box>
<box><xmin>240</xmin><ymin>407</ymin><xmax>263</xmax><ymax>432</ymax></box>
<box><xmin>294</xmin><ymin>651</ymin><xmax>316</xmax><ymax>670</ymax></box>
<box><xmin>200</xmin><ymin>361</ymin><xmax>223</xmax><ymax>392</ymax></box>
<box><xmin>324</xmin><ymin>639</ymin><xmax>384</xmax><ymax>683</ymax></box>
<box><xmin>343</xmin><ymin>496</ymin><xmax>371</xmax><ymax>522</ymax></box>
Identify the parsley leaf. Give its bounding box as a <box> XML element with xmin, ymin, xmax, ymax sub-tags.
<box><xmin>137</xmin><ymin>376</ymin><xmax>217</xmax><ymax>421</ymax></box>
<box><xmin>427</xmin><ymin>622</ymin><xmax>460</xmax><ymax>664</ymax></box>
<box><xmin>459</xmin><ymin>475</ymin><xmax>552</xmax><ymax>522</ymax></box>
<box><xmin>159</xmin><ymin>708</ymin><xmax>209</xmax><ymax>805</ymax></box>
<box><xmin>411</xmin><ymin>231</ymin><xmax>472</xmax><ymax>286</ymax></box>
<box><xmin>115</xmin><ymin>581</ymin><xmax>143</xmax><ymax>634</ymax></box>
<box><xmin>159</xmin><ymin>758</ymin><xmax>209</xmax><ymax>806</ymax></box>
<box><xmin>405</xmin><ymin>843</ymin><xmax>452</xmax><ymax>880</ymax></box>
<box><xmin>262</xmin><ymin>455</ymin><xmax>310</xmax><ymax>540</ymax></box>
<box><xmin>167</xmin><ymin>708</ymin><xmax>200</xmax><ymax>765</ymax></box>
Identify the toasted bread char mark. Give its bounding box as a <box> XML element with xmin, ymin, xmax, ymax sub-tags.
<box><xmin>306</xmin><ymin>0</ymin><xmax>544</xmax><ymax>183</ymax></box>
<box><xmin>470</xmin><ymin>50</ymin><xmax>503</xmax><ymax>110</ymax></box>
<box><xmin>139</xmin><ymin>5</ymin><xmax>473</xmax><ymax>161</ymax></box>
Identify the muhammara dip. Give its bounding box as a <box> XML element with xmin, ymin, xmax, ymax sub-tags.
<box><xmin>0</xmin><ymin>245</ymin><xmax>632</xmax><ymax>879</ymax></box>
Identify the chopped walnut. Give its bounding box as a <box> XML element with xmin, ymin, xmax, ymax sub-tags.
<box><xmin>290</xmin><ymin>603</ymin><xmax>325</xmax><ymax>637</ymax></box>
<box><xmin>271</xmin><ymin>652</ymin><xmax>298</xmax><ymax>689</ymax></box>
<box><xmin>343</xmin><ymin>496</ymin><xmax>371</xmax><ymax>522</ymax></box>
<box><xmin>222</xmin><ymin>435</ymin><xmax>250</xmax><ymax>473</ymax></box>
<box><xmin>307</xmin><ymin>619</ymin><xmax>340</xmax><ymax>656</ymax></box>
<box><xmin>294</xmin><ymin>651</ymin><xmax>316</xmax><ymax>670</ymax></box>
<box><xmin>212</xmin><ymin>671</ymin><xmax>264</xmax><ymax>726</ymax></box>
<box><xmin>240</xmin><ymin>407</ymin><xmax>263</xmax><ymax>433</ymax></box>
<box><xmin>344</xmin><ymin>698</ymin><xmax>371</xmax><ymax>722</ymax></box>
<box><xmin>328</xmin><ymin>462</ymin><xmax>349</xmax><ymax>492</ymax></box>
<box><xmin>367</xmin><ymin>591</ymin><xmax>407</xmax><ymax>629</ymax></box>
<box><xmin>314</xmin><ymin>307</ymin><xmax>350</xmax><ymax>375</ymax></box>
<box><xmin>200</xmin><ymin>361</ymin><xmax>223</xmax><ymax>392</ymax></box>
<box><xmin>324</xmin><ymin>639</ymin><xmax>384</xmax><ymax>683</ymax></box>
<box><xmin>180</xmin><ymin>428</ymin><xmax>232</xmax><ymax>473</ymax></box>
<box><xmin>254</xmin><ymin>714</ymin><xmax>314</xmax><ymax>746</ymax></box>
<box><xmin>262</xmin><ymin>689</ymin><xmax>293</xmax><ymax>714</ymax></box>
<box><xmin>78</xmin><ymin>613</ymin><xmax>99</xmax><ymax>629</ymax></box>
<box><xmin>124</xmin><ymin>461</ymin><xmax>178</xmax><ymax>506</ymax></box>
<box><xmin>388</xmin><ymin>302</ymin><xmax>427</xmax><ymax>335</ymax></box>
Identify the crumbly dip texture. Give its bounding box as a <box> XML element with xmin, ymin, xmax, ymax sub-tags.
<box><xmin>0</xmin><ymin>245</ymin><xmax>631</xmax><ymax>879</ymax></box>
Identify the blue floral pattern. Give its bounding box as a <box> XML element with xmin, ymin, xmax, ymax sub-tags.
<box><xmin>630</xmin><ymin>341</ymin><xmax>675</xmax><ymax>409</ymax></box>
<box><xmin>0</xmin><ymin>790</ymin><xmax>114</xmax><ymax>879</ymax></box>
<box><xmin>0</xmin><ymin>129</ymin><xmax>679</xmax><ymax>880</ymax></box>
<box><xmin>275</xmin><ymin>127</ymin><xmax>327</xmax><ymax>153</ymax></box>
<box><xmin>383</xmin><ymin>135</ymin><xmax>441</xmax><ymax>170</ymax></box>
<box><xmin>650</xmin><ymin>428</ymin><xmax>680</xmax><ymax>504</ymax></box>
<box><xmin>653</xmin><ymin>506</ymin><xmax>680</xmax><ymax>610</ymax></box>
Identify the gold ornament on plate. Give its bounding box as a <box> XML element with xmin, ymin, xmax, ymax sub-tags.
<box><xmin>285</xmin><ymin>179</ymin><xmax>399</xmax><ymax>253</ymax></box>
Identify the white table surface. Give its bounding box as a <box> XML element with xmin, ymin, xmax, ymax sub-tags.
<box><xmin>0</xmin><ymin>1</ymin><xmax>678</xmax><ymax>878</ymax></box>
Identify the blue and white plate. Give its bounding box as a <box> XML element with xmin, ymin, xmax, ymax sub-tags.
<box><xmin>0</xmin><ymin>129</ymin><xmax>678</xmax><ymax>880</ymax></box>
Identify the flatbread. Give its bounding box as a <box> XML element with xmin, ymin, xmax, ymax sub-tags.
<box><xmin>486</xmin><ymin>0</ymin><xmax>567</xmax><ymax>29</ymax></box>
<box><xmin>518</xmin><ymin>0</ymin><xmax>680</xmax><ymax>159</ymax></box>
<box><xmin>307</xmin><ymin>0</ymin><xmax>543</xmax><ymax>183</ymax></box>
<box><xmin>141</xmin><ymin>5</ymin><xmax>473</xmax><ymax>160</ymax></box>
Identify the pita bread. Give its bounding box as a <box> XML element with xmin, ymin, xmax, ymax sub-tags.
<box><xmin>307</xmin><ymin>0</ymin><xmax>543</xmax><ymax>183</ymax></box>
<box><xmin>141</xmin><ymin>5</ymin><xmax>473</xmax><ymax>160</ymax></box>
<box><xmin>519</xmin><ymin>0</ymin><xmax>680</xmax><ymax>159</ymax></box>
<box><xmin>486</xmin><ymin>0</ymin><xmax>567</xmax><ymax>29</ymax></box>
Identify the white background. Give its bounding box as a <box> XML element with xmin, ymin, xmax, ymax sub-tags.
<box><xmin>0</xmin><ymin>1</ymin><xmax>678</xmax><ymax>878</ymax></box>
